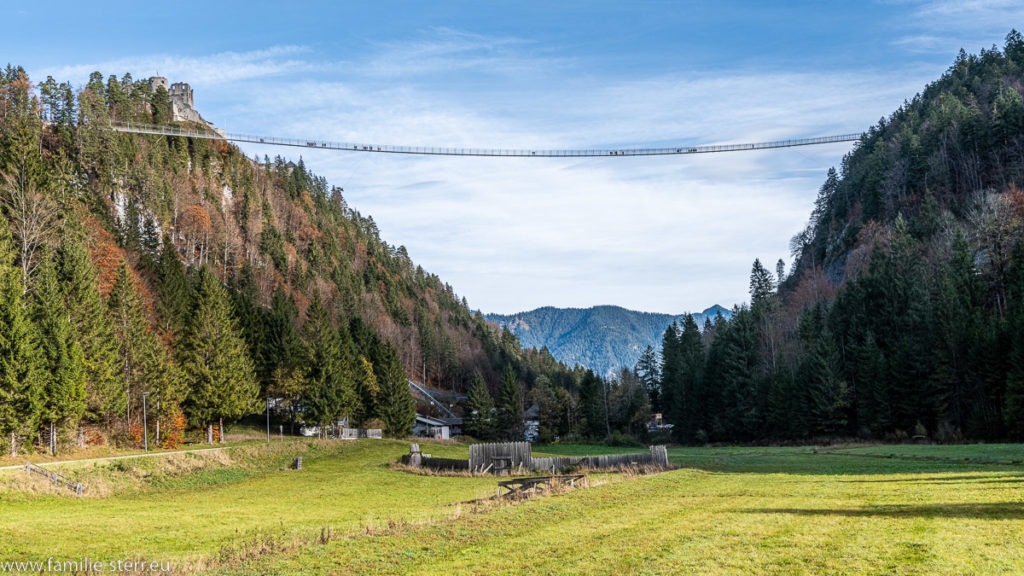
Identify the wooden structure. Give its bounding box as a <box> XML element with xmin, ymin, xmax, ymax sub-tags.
<box><xmin>404</xmin><ymin>442</ymin><xmax>670</xmax><ymax>476</ymax></box>
<box><xmin>469</xmin><ymin>442</ymin><xmax>532</xmax><ymax>475</ymax></box>
<box><xmin>531</xmin><ymin>445</ymin><xmax>670</xmax><ymax>473</ymax></box>
<box><xmin>339</xmin><ymin>428</ymin><xmax>383</xmax><ymax>439</ymax></box>
<box><xmin>25</xmin><ymin>462</ymin><xmax>85</xmax><ymax>495</ymax></box>
<box><xmin>497</xmin><ymin>474</ymin><xmax>587</xmax><ymax>499</ymax></box>
<box><xmin>403</xmin><ymin>444</ymin><xmax>470</xmax><ymax>471</ymax></box>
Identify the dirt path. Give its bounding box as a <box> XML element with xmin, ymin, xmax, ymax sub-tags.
<box><xmin>0</xmin><ymin>446</ymin><xmax>230</xmax><ymax>471</ymax></box>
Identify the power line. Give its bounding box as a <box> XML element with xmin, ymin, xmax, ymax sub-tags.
<box><xmin>110</xmin><ymin>121</ymin><xmax>860</xmax><ymax>158</ymax></box>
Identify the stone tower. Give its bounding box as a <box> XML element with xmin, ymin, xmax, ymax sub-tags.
<box><xmin>169</xmin><ymin>82</ymin><xmax>194</xmax><ymax>110</ymax></box>
<box><xmin>148</xmin><ymin>76</ymin><xmax>168</xmax><ymax>92</ymax></box>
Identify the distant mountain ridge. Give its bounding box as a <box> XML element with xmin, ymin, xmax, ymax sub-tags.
<box><xmin>485</xmin><ymin>305</ymin><xmax>731</xmax><ymax>378</ymax></box>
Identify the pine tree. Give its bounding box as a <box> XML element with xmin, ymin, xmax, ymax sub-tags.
<box><xmin>933</xmin><ymin>231</ymin><xmax>986</xmax><ymax>435</ymax></box>
<box><xmin>300</xmin><ymin>295</ymin><xmax>356</xmax><ymax>431</ymax></box>
<box><xmin>179</xmin><ymin>268</ymin><xmax>258</xmax><ymax>439</ymax></box>
<box><xmin>375</xmin><ymin>344</ymin><xmax>414</xmax><ymax>437</ymax></box>
<box><xmin>676</xmin><ymin>314</ymin><xmax>706</xmax><ymax>441</ymax></box>
<box><xmin>463</xmin><ymin>371</ymin><xmax>496</xmax><ymax>440</ymax></box>
<box><xmin>749</xmin><ymin>258</ymin><xmax>776</xmax><ymax>309</ymax></box>
<box><xmin>804</xmin><ymin>325</ymin><xmax>849</xmax><ymax>435</ymax></box>
<box><xmin>709</xmin><ymin>307</ymin><xmax>762</xmax><ymax>441</ymax></box>
<box><xmin>635</xmin><ymin>345</ymin><xmax>660</xmax><ymax>412</ymax></box>
<box><xmin>108</xmin><ymin>263</ymin><xmax>182</xmax><ymax>438</ymax></box>
<box><xmin>496</xmin><ymin>367</ymin><xmax>525</xmax><ymax>440</ymax></box>
<box><xmin>1004</xmin><ymin>243</ymin><xmax>1024</xmax><ymax>439</ymax></box>
<box><xmin>56</xmin><ymin>233</ymin><xmax>124</xmax><ymax>423</ymax></box>
<box><xmin>528</xmin><ymin>375</ymin><xmax>568</xmax><ymax>443</ymax></box>
<box><xmin>32</xmin><ymin>253</ymin><xmax>86</xmax><ymax>443</ymax></box>
<box><xmin>354</xmin><ymin>356</ymin><xmax>379</xmax><ymax>426</ymax></box>
<box><xmin>260</xmin><ymin>287</ymin><xmax>301</xmax><ymax>393</ymax></box>
<box><xmin>578</xmin><ymin>369</ymin><xmax>607</xmax><ymax>440</ymax></box>
<box><xmin>0</xmin><ymin>217</ymin><xmax>43</xmax><ymax>449</ymax></box>
<box><xmin>155</xmin><ymin>236</ymin><xmax>192</xmax><ymax>337</ymax></box>
<box><xmin>658</xmin><ymin>322</ymin><xmax>681</xmax><ymax>429</ymax></box>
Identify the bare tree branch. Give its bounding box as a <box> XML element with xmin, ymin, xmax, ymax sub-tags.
<box><xmin>1</xmin><ymin>173</ymin><xmax>58</xmax><ymax>292</ymax></box>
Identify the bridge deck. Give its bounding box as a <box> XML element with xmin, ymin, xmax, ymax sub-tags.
<box><xmin>110</xmin><ymin>121</ymin><xmax>860</xmax><ymax>158</ymax></box>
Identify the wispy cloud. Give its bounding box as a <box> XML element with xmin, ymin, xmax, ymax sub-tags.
<box><xmin>890</xmin><ymin>0</ymin><xmax>1024</xmax><ymax>53</ymax></box>
<box><xmin>229</xmin><ymin>62</ymin><xmax>926</xmax><ymax>313</ymax></box>
<box><xmin>29</xmin><ymin>25</ymin><xmax>962</xmax><ymax>313</ymax></box>
<box><xmin>39</xmin><ymin>46</ymin><xmax>315</xmax><ymax>87</ymax></box>
<box><xmin>361</xmin><ymin>27</ymin><xmax>561</xmax><ymax>79</ymax></box>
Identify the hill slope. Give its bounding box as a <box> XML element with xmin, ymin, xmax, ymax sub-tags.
<box><xmin>0</xmin><ymin>66</ymin><xmax>576</xmax><ymax>448</ymax></box>
<box><xmin>654</xmin><ymin>33</ymin><xmax>1024</xmax><ymax>444</ymax></box>
<box><xmin>486</xmin><ymin>305</ymin><xmax>730</xmax><ymax>377</ymax></box>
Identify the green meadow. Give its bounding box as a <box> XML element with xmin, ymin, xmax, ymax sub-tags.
<box><xmin>2</xmin><ymin>440</ymin><xmax>1023</xmax><ymax>574</ymax></box>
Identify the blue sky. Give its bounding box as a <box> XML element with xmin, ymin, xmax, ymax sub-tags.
<box><xmin>4</xmin><ymin>1</ymin><xmax>1023</xmax><ymax>313</ymax></box>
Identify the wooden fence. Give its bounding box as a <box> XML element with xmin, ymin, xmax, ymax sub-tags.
<box><xmin>469</xmin><ymin>442</ymin><xmax>532</xmax><ymax>474</ymax></box>
<box><xmin>403</xmin><ymin>443</ymin><xmax>671</xmax><ymax>475</ymax></box>
<box><xmin>339</xmin><ymin>428</ymin><xmax>383</xmax><ymax>439</ymax></box>
<box><xmin>531</xmin><ymin>446</ymin><xmax>669</xmax><ymax>473</ymax></box>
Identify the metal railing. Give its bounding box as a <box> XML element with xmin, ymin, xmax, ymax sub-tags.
<box><xmin>110</xmin><ymin>121</ymin><xmax>860</xmax><ymax>158</ymax></box>
<box><xmin>25</xmin><ymin>462</ymin><xmax>85</xmax><ymax>495</ymax></box>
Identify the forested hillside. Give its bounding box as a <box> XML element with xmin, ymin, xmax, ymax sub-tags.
<box><xmin>656</xmin><ymin>33</ymin><xmax>1024</xmax><ymax>443</ymax></box>
<box><xmin>486</xmin><ymin>304</ymin><xmax>729</xmax><ymax>378</ymax></box>
<box><xmin>0</xmin><ymin>66</ymin><xmax>576</xmax><ymax>453</ymax></box>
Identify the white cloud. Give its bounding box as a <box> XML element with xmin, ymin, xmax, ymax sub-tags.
<box><xmin>890</xmin><ymin>0</ymin><xmax>1024</xmax><ymax>53</ymax></box>
<box><xmin>34</xmin><ymin>29</ymin><xmax>946</xmax><ymax>314</ymax></box>
<box><xmin>221</xmin><ymin>47</ymin><xmax>932</xmax><ymax>314</ymax></box>
<box><xmin>38</xmin><ymin>46</ymin><xmax>315</xmax><ymax>87</ymax></box>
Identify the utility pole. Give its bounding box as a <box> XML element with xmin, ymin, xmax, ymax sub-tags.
<box><xmin>142</xmin><ymin>392</ymin><xmax>149</xmax><ymax>452</ymax></box>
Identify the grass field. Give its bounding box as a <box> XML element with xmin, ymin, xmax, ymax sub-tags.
<box><xmin>2</xmin><ymin>441</ymin><xmax>1023</xmax><ymax>574</ymax></box>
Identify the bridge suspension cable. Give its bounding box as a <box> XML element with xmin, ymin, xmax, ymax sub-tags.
<box><xmin>110</xmin><ymin>121</ymin><xmax>860</xmax><ymax>158</ymax></box>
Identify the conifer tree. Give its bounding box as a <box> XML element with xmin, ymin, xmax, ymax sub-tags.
<box><xmin>300</xmin><ymin>295</ymin><xmax>357</xmax><ymax>431</ymax></box>
<box><xmin>676</xmin><ymin>314</ymin><xmax>706</xmax><ymax>441</ymax></box>
<box><xmin>32</xmin><ymin>253</ymin><xmax>86</xmax><ymax>443</ymax></box>
<box><xmin>804</xmin><ymin>325</ymin><xmax>849</xmax><ymax>434</ymax></box>
<box><xmin>155</xmin><ymin>236</ymin><xmax>191</xmax><ymax>337</ymax></box>
<box><xmin>0</xmin><ymin>217</ymin><xmax>43</xmax><ymax>449</ymax></box>
<box><xmin>710</xmin><ymin>307</ymin><xmax>762</xmax><ymax>441</ymax></box>
<box><xmin>260</xmin><ymin>287</ymin><xmax>301</xmax><ymax>393</ymax></box>
<box><xmin>108</xmin><ymin>263</ymin><xmax>182</xmax><ymax>436</ymax></box>
<box><xmin>56</xmin><ymin>232</ymin><xmax>123</xmax><ymax>423</ymax></box>
<box><xmin>1004</xmin><ymin>243</ymin><xmax>1024</xmax><ymax>439</ymax></box>
<box><xmin>933</xmin><ymin>231</ymin><xmax>986</xmax><ymax>435</ymax></box>
<box><xmin>658</xmin><ymin>322</ymin><xmax>681</xmax><ymax>429</ymax></box>
<box><xmin>374</xmin><ymin>344</ymin><xmax>414</xmax><ymax>437</ymax></box>
<box><xmin>354</xmin><ymin>356</ymin><xmax>379</xmax><ymax>426</ymax></box>
<box><xmin>179</xmin><ymin>268</ymin><xmax>258</xmax><ymax>440</ymax></box>
<box><xmin>635</xmin><ymin>345</ymin><xmax>660</xmax><ymax>412</ymax></box>
<box><xmin>497</xmin><ymin>367</ymin><xmax>525</xmax><ymax>440</ymax></box>
<box><xmin>578</xmin><ymin>369</ymin><xmax>607</xmax><ymax>440</ymax></box>
<box><xmin>463</xmin><ymin>371</ymin><xmax>496</xmax><ymax>440</ymax></box>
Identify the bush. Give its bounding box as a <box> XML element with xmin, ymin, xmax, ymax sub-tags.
<box><xmin>605</xmin><ymin>431</ymin><xmax>643</xmax><ymax>447</ymax></box>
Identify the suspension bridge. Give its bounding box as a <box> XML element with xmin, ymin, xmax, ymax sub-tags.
<box><xmin>110</xmin><ymin>121</ymin><xmax>860</xmax><ymax>158</ymax></box>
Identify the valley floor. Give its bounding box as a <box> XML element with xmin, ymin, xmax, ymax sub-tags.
<box><xmin>1</xmin><ymin>440</ymin><xmax>1023</xmax><ymax>574</ymax></box>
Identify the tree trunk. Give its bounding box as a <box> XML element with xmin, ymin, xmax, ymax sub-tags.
<box><xmin>219</xmin><ymin>417</ymin><xmax>224</xmax><ymax>443</ymax></box>
<box><xmin>207</xmin><ymin>423</ymin><xmax>213</xmax><ymax>444</ymax></box>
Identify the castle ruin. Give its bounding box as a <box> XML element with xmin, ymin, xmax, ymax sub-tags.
<box><xmin>148</xmin><ymin>76</ymin><xmax>216</xmax><ymax>129</ymax></box>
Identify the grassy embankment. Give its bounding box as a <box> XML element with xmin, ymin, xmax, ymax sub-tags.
<box><xmin>3</xmin><ymin>440</ymin><xmax>1024</xmax><ymax>574</ymax></box>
